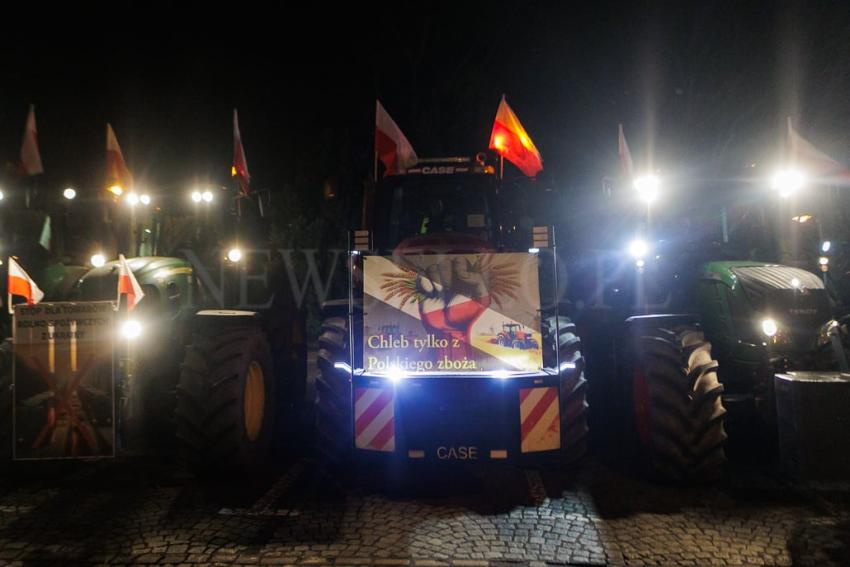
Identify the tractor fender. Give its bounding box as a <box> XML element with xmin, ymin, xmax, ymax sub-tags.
<box><xmin>625</xmin><ymin>313</ymin><xmax>700</xmax><ymax>339</ymax></box>
<box><xmin>192</xmin><ymin>309</ymin><xmax>263</xmax><ymax>332</ymax></box>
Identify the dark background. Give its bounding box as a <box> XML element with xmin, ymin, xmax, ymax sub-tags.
<box><xmin>0</xmin><ymin>2</ymin><xmax>849</xmax><ymax>219</ymax></box>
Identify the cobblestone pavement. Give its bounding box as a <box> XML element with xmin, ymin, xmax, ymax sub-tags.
<box><xmin>0</xmin><ymin>455</ymin><xmax>846</xmax><ymax>566</ymax></box>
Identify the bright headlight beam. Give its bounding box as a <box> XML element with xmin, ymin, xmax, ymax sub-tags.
<box><xmin>227</xmin><ymin>248</ymin><xmax>243</xmax><ymax>263</ymax></box>
<box><xmin>120</xmin><ymin>320</ymin><xmax>142</xmax><ymax>340</ymax></box>
<box><xmin>386</xmin><ymin>365</ymin><xmax>406</xmax><ymax>384</ymax></box>
<box><xmin>633</xmin><ymin>174</ymin><xmax>660</xmax><ymax>204</ymax></box>
<box><xmin>628</xmin><ymin>239</ymin><xmax>649</xmax><ymax>259</ymax></box>
<box><xmin>90</xmin><ymin>253</ymin><xmax>106</xmax><ymax>268</ymax></box>
<box><xmin>772</xmin><ymin>169</ymin><xmax>805</xmax><ymax>198</ymax></box>
<box><xmin>761</xmin><ymin>318</ymin><xmax>778</xmax><ymax>337</ymax></box>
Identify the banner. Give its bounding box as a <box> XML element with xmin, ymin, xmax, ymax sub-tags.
<box><xmin>13</xmin><ymin>301</ymin><xmax>115</xmax><ymax>459</ymax></box>
<box><xmin>363</xmin><ymin>253</ymin><xmax>543</xmax><ymax>373</ymax></box>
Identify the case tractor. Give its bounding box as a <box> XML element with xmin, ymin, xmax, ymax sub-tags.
<box><xmin>314</xmin><ymin>155</ymin><xmax>588</xmax><ymax>469</ymax></box>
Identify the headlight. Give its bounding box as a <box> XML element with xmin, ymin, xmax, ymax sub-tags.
<box><xmin>120</xmin><ymin>320</ymin><xmax>142</xmax><ymax>340</ymax></box>
<box><xmin>90</xmin><ymin>253</ymin><xmax>106</xmax><ymax>268</ymax></box>
<box><xmin>761</xmin><ymin>318</ymin><xmax>778</xmax><ymax>337</ymax></box>
<box><xmin>386</xmin><ymin>365</ymin><xmax>407</xmax><ymax>384</ymax></box>
<box><xmin>227</xmin><ymin>247</ymin><xmax>243</xmax><ymax>263</ymax></box>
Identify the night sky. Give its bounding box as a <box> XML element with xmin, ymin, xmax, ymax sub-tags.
<box><xmin>1</xmin><ymin>2</ymin><xmax>850</xmax><ymax>204</ymax></box>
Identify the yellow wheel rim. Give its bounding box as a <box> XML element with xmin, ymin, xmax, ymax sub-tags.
<box><xmin>244</xmin><ymin>361</ymin><xmax>265</xmax><ymax>442</ymax></box>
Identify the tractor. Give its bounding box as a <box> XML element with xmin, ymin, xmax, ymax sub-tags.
<box><xmin>0</xmin><ymin>184</ymin><xmax>307</xmax><ymax>470</ymax></box>
<box><xmin>314</xmin><ymin>154</ymin><xmax>588</xmax><ymax>470</ymax></box>
<box><xmin>495</xmin><ymin>322</ymin><xmax>539</xmax><ymax>350</ymax></box>
<box><xmin>565</xmin><ymin>177</ymin><xmax>849</xmax><ymax>481</ymax></box>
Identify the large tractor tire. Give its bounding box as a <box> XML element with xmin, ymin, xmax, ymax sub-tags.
<box><xmin>176</xmin><ymin>320</ymin><xmax>276</xmax><ymax>473</ymax></box>
<box><xmin>543</xmin><ymin>315</ymin><xmax>589</xmax><ymax>467</ymax></box>
<box><xmin>314</xmin><ymin>303</ymin><xmax>351</xmax><ymax>468</ymax></box>
<box><xmin>633</xmin><ymin>325</ymin><xmax>727</xmax><ymax>482</ymax></box>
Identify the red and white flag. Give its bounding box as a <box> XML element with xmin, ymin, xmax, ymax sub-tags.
<box><xmin>375</xmin><ymin>100</ymin><xmax>418</xmax><ymax>175</ymax></box>
<box><xmin>488</xmin><ymin>96</ymin><xmax>543</xmax><ymax>178</ymax></box>
<box><xmin>117</xmin><ymin>254</ymin><xmax>145</xmax><ymax>311</ymax></box>
<box><xmin>232</xmin><ymin>109</ymin><xmax>250</xmax><ymax>196</ymax></box>
<box><xmin>7</xmin><ymin>257</ymin><xmax>44</xmax><ymax>313</ymax></box>
<box><xmin>788</xmin><ymin>117</ymin><xmax>850</xmax><ymax>183</ymax></box>
<box><xmin>19</xmin><ymin>104</ymin><xmax>44</xmax><ymax>176</ymax></box>
<box><xmin>106</xmin><ymin>123</ymin><xmax>133</xmax><ymax>193</ymax></box>
<box><xmin>618</xmin><ymin>124</ymin><xmax>633</xmax><ymax>179</ymax></box>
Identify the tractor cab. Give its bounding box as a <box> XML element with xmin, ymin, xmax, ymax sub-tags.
<box><xmin>369</xmin><ymin>156</ymin><xmax>543</xmax><ymax>254</ymax></box>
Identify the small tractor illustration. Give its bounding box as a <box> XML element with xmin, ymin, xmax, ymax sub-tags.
<box><xmin>496</xmin><ymin>323</ymin><xmax>539</xmax><ymax>350</ymax></box>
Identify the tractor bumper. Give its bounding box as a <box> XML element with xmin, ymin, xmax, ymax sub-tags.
<box><xmin>350</xmin><ymin>370</ymin><xmax>576</xmax><ymax>466</ymax></box>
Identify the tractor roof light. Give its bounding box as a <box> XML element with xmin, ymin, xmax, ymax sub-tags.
<box><xmin>63</xmin><ymin>187</ymin><xmax>76</xmax><ymax>200</ymax></box>
<box><xmin>191</xmin><ymin>190</ymin><xmax>202</xmax><ymax>203</ymax></box>
<box><xmin>125</xmin><ymin>192</ymin><xmax>140</xmax><ymax>206</ymax></box>
<box><xmin>771</xmin><ymin>168</ymin><xmax>805</xmax><ymax>198</ymax></box>
<box><xmin>761</xmin><ymin>318</ymin><xmax>778</xmax><ymax>338</ymax></box>
<box><xmin>202</xmin><ymin>190</ymin><xmax>214</xmax><ymax>203</ymax></box>
<box><xmin>634</xmin><ymin>174</ymin><xmax>660</xmax><ymax>204</ymax></box>
<box><xmin>628</xmin><ymin>239</ymin><xmax>649</xmax><ymax>260</ymax></box>
<box><xmin>139</xmin><ymin>194</ymin><xmax>151</xmax><ymax>206</ymax></box>
<box><xmin>822</xmin><ymin>241</ymin><xmax>832</xmax><ymax>253</ymax></box>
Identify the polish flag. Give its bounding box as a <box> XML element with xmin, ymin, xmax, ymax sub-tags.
<box><xmin>8</xmin><ymin>257</ymin><xmax>44</xmax><ymax>313</ymax></box>
<box><xmin>375</xmin><ymin>100</ymin><xmax>418</xmax><ymax>175</ymax></box>
<box><xmin>19</xmin><ymin>104</ymin><xmax>44</xmax><ymax>176</ymax></box>
<box><xmin>618</xmin><ymin>124</ymin><xmax>634</xmax><ymax>179</ymax></box>
<box><xmin>117</xmin><ymin>254</ymin><xmax>145</xmax><ymax>311</ymax></box>
<box><xmin>232</xmin><ymin>109</ymin><xmax>250</xmax><ymax>195</ymax></box>
<box><xmin>488</xmin><ymin>96</ymin><xmax>543</xmax><ymax>178</ymax></box>
<box><xmin>106</xmin><ymin>123</ymin><xmax>134</xmax><ymax>192</ymax></box>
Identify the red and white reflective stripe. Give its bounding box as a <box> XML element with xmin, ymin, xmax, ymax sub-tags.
<box><xmin>519</xmin><ymin>387</ymin><xmax>560</xmax><ymax>453</ymax></box>
<box><xmin>354</xmin><ymin>387</ymin><xmax>395</xmax><ymax>452</ymax></box>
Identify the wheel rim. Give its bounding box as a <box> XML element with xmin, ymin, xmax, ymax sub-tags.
<box><xmin>244</xmin><ymin>361</ymin><xmax>265</xmax><ymax>442</ymax></box>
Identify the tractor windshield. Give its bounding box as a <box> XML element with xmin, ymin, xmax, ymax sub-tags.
<box><xmin>373</xmin><ymin>175</ymin><xmax>495</xmax><ymax>251</ymax></box>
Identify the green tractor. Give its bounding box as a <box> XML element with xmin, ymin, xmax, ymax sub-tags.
<box><xmin>569</xmin><ymin>180</ymin><xmax>849</xmax><ymax>481</ymax></box>
<box><xmin>0</xmin><ymin>185</ymin><xmax>308</xmax><ymax>471</ymax></box>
